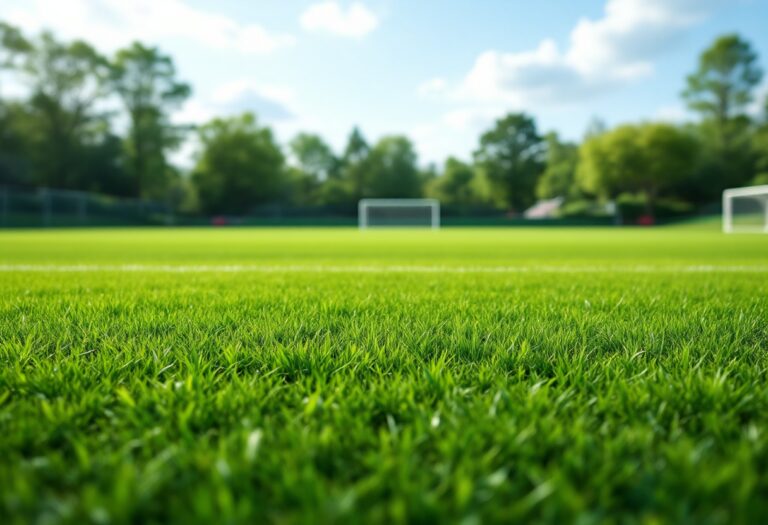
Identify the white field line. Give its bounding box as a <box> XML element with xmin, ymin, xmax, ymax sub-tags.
<box><xmin>0</xmin><ymin>264</ymin><xmax>767</xmax><ymax>274</ymax></box>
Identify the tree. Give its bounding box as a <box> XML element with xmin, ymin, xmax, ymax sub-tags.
<box><xmin>682</xmin><ymin>35</ymin><xmax>763</xmax><ymax>195</ymax></box>
<box><xmin>753</xmin><ymin>119</ymin><xmax>768</xmax><ymax>184</ymax></box>
<box><xmin>419</xmin><ymin>162</ymin><xmax>439</xmax><ymax>188</ymax></box>
<box><xmin>366</xmin><ymin>136</ymin><xmax>422</xmax><ymax>198</ymax></box>
<box><xmin>0</xmin><ymin>102</ymin><xmax>33</xmax><ymax>186</ymax></box>
<box><xmin>683</xmin><ymin>34</ymin><xmax>763</xmax><ymax>132</ymax></box>
<box><xmin>111</xmin><ymin>42</ymin><xmax>191</xmax><ymax>198</ymax></box>
<box><xmin>192</xmin><ymin>113</ymin><xmax>285</xmax><ymax>215</ymax></box>
<box><xmin>0</xmin><ymin>24</ymin><xmax>32</xmax><ymax>186</ymax></box>
<box><xmin>577</xmin><ymin>123</ymin><xmax>699</xmax><ymax>216</ymax></box>
<box><xmin>290</xmin><ymin>133</ymin><xmax>337</xmax><ymax>181</ymax></box>
<box><xmin>339</xmin><ymin>127</ymin><xmax>370</xmax><ymax>202</ymax></box>
<box><xmin>428</xmin><ymin>157</ymin><xmax>489</xmax><ymax>207</ymax></box>
<box><xmin>77</xmin><ymin>128</ymin><xmax>132</xmax><ymax>196</ymax></box>
<box><xmin>536</xmin><ymin>132</ymin><xmax>579</xmax><ymax>199</ymax></box>
<box><xmin>474</xmin><ymin>113</ymin><xmax>544</xmax><ymax>211</ymax></box>
<box><xmin>288</xmin><ymin>132</ymin><xmax>337</xmax><ymax>205</ymax></box>
<box><xmin>0</xmin><ymin>22</ymin><xmax>30</xmax><ymax>72</ymax></box>
<box><xmin>19</xmin><ymin>32</ymin><xmax>111</xmax><ymax>189</ymax></box>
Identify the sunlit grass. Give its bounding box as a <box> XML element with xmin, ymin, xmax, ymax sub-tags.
<box><xmin>1</xmin><ymin>226</ymin><xmax>767</xmax><ymax>523</ymax></box>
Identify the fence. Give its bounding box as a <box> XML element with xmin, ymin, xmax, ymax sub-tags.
<box><xmin>0</xmin><ymin>186</ymin><xmax>172</xmax><ymax>227</ymax></box>
<box><xmin>2</xmin><ymin>187</ymin><xmax>705</xmax><ymax>228</ymax></box>
<box><xmin>233</xmin><ymin>203</ymin><xmax>617</xmax><ymax>227</ymax></box>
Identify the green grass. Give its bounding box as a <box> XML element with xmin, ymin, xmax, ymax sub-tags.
<box><xmin>1</xmin><ymin>225</ymin><xmax>768</xmax><ymax>524</ymax></box>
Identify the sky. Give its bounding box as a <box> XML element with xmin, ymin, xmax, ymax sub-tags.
<box><xmin>1</xmin><ymin>0</ymin><xmax>767</xmax><ymax>167</ymax></box>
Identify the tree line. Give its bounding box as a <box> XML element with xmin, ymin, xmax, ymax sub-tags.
<box><xmin>1</xmin><ymin>22</ymin><xmax>767</xmax><ymax>218</ymax></box>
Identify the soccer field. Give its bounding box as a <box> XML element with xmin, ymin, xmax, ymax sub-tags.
<box><xmin>2</xmin><ymin>225</ymin><xmax>768</xmax><ymax>524</ymax></box>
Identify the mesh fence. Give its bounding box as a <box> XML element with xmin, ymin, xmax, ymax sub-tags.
<box><xmin>364</xmin><ymin>205</ymin><xmax>435</xmax><ymax>227</ymax></box>
<box><xmin>0</xmin><ymin>186</ymin><xmax>171</xmax><ymax>227</ymax></box>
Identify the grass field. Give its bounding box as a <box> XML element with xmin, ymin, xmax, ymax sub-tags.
<box><xmin>2</xmin><ymin>225</ymin><xmax>768</xmax><ymax>524</ymax></box>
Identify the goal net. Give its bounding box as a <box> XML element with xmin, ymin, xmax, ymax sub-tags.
<box><xmin>723</xmin><ymin>185</ymin><xmax>768</xmax><ymax>233</ymax></box>
<box><xmin>358</xmin><ymin>199</ymin><xmax>440</xmax><ymax>229</ymax></box>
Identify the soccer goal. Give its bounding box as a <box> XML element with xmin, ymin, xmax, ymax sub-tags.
<box><xmin>722</xmin><ymin>185</ymin><xmax>768</xmax><ymax>233</ymax></box>
<box><xmin>358</xmin><ymin>199</ymin><xmax>440</xmax><ymax>229</ymax></box>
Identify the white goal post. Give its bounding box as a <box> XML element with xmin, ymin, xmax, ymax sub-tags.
<box><xmin>358</xmin><ymin>198</ymin><xmax>440</xmax><ymax>229</ymax></box>
<box><xmin>722</xmin><ymin>185</ymin><xmax>768</xmax><ymax>233</ymax></box>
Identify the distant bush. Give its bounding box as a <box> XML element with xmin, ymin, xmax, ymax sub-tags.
<box><xmin>616</xmin><ymin>193</ymin><xmax>693</xmax><ymax>223</ymax></box>
<box><xmin>559</xmin><ymin>198</ymin><xmax>613</xmax><ymax>219</ymax></box>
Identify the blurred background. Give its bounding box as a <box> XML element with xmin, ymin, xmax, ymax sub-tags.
<box><xmin>0</xmin><ymin>0</ymin><xmax>766</xmax><ymax>228</ymax></box>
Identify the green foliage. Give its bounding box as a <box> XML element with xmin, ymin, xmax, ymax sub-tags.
<box><xmin>290</xmin><ymin>133</ymin><xmax>338</xmax><ymax>182</ymax></box>
<box><xmin>111</xmin><ymin>42</ymin><xmax>191</xmax><ymax>199</ymax></box>
<box><xmin>0</xmin><ymin>25</ymin><xmax>131</xmax><ymax>196</ymax></box>
<box><xmin>324</xmin><ymin>132</ymin><xmax>422</xmax><ymax>201</ymax></box>
<box><xmin>0</xmin><ymin>21</ymin><xmax>30</xmax><ymax>70</ymax></box>
<box><xmin>671</xmin><ymin>119</ymin><xmax>755</xmax><ymax>204</ymax></box>
<box><xmin>192</xmin><ymin>113</ymin><xmax>286</xmax><ymax>214</ymax></box>
<box><xmin>366</xmin><ymin>135</ymin><xmax>422</xmax><ymax>198</ymax></box>
<box><xmin>683</xmin><ymin>34</ymin><xmax>763</xmax><ymax>125</ymax></box>
<box><xmin>0</xmin><ymin>101</ymin><xmax>32</xmax><ymax>186</ymax></box>
<box><xmin>1</xmin><ymin>227</ymin><xmax>768</xmax><ymax>523</ymax></box>
<box><xmin>77</xmin><ymin>132</ymin><xmax>133</xmax><ymax>197</ymax></box>
<box><xmin>317</xmin><ymin>177</ymin><xmax>354</xmax><ymax>207</ymax></box>
<box><xmin>474</xmin><ymin>113</ymin><xmax>544</xmax><ymax>212</ymax></box>
<box><xmin>2</xmin><ymin>22</ymin><xmax>768</xmax><ymax>214</ymax></box>
<box><xmin>166</xmin><ymin>170</ymin><xmax>200</xmax><ymax>215</ymax></box>
<box><xmin>557</xmin><ymin>198</ymin><xmax>612</xmax><ymax>219</ymax></box>
<box><xmin>615</xmin><ymin>193</ymin><xmax>694</xmax><ymax>222</ymax></box>
<box><xmin>428</xmin><ymin>157</ymin><xmax>490</xmax><ymax>207</ymax></box>
<box><xmin>682</xmin><ymin>34</ymin><xmax>763</xmax><ymax>193</ymax></box>
<box><xmin>753</xmin><ymin>123</ymin><xmax>768</xmax><ymax>177</ymax></box>
<box><xmin>288</xmin><ymin>133</ymin><xmax>338</xmax><ymax>205</ymax></box>
<box><xmin>19</xmin><ymin>33</ymin><xmax>112</xmax><ymax>189</ymax></box>
<box><xmin>536</xmin><ymin>132</ymin><xmax>579</xmax><ymax>200</ymax></box>
<box><xmin>338</xmin><ymin>127</ymin><xmax>371</xmax><ymax>202</ymax></box>
<box><xmin>578</xmin><ymin>123</ymin><xmax>700</xmax><ymax>215</ymax></box>
<box><xmin>579</xmin><ymin>126</ymin><xmax>636</xmax><ymax>197</ymax></box>
<box><xmin>0</xmin><ymin>106</ymin><xmax>130</xmax><ymax>195</ymax></box>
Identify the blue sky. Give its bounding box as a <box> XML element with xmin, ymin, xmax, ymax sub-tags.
<box><xmin>2</xmin><ymin>0</ymin><xmax>767</xmax><ymax>166</ymax></box>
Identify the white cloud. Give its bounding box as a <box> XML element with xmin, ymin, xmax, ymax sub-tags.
<box><xmin>408</xmin><ymin>0</ymin><xmax>727</xmax><ymax>164</ymax></box>
<box><xmin>3</xmin><ymin>0</ymin><xmax>294</xmax><ymax>54</ymax></box>
<box><xmin>459</xmin><ymin>40</ymin><xmax>585</xmax><ymax>106</ymax></box>
<box><xmin>565</xmin><ymin>0</ymin><xmax>714</xmax><ymax>78</ymax></box>
<box><xmin>455</xmin><ymin>0</ymin><xmax>725</xmax><ymax>108</ymax></box>
<box><xmin>417</xmin><ymin>77</ymin><xmax>448</xmax><ymax>97</ymax></box>
<box><xmin>300</xmin><ymin>2</ymin><xmax>379</xmax><ymax>38</ymax></box>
